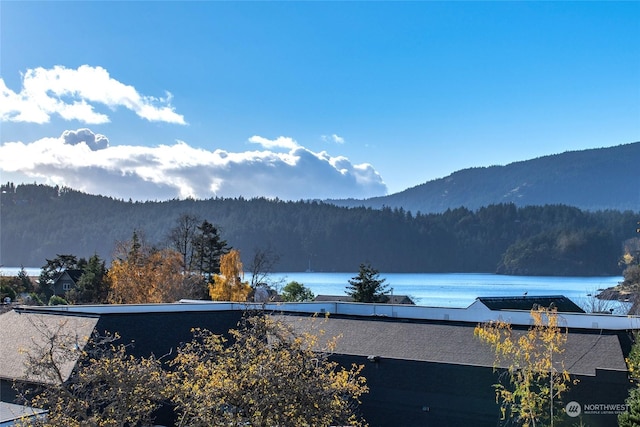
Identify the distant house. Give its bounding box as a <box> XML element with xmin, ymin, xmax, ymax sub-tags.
<box><xmin>385</xmin><ymin>295</ymin><xmax>415</xmax><ymax>305</ymax></box>
<box><xmin>314</xmin><ymin>294</ymin><xmax>414</xmax><ymax>305</ymax></box>
<box><xmin>51</xmin><ymin>270</ymin><xmax>83</xmax><ymax>296</ymax></box>
<box><xmin>314</xmin><ymin>295</ymin><xmax>355</xmax><ymax>302</ymax></box>
<box><xmin>474</xmin><ymin>295</ymin><xmax>585</xmax><ymax>313</ymax></box>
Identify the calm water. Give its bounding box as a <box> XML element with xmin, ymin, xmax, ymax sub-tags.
<box><xmin>3</xmin><ymin>267</ymin><xmax>622</xmax><ymax>309</ymax></box>
<box><xmin>265</xmin><ymin>272</ymin><xmax>623</xmax><ymax>308</ymax></box>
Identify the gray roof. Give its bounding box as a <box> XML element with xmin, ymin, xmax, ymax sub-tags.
<box><xmin>0</xmin><ymin>305</ymin><xmax>628</xmax><ymax>387</ymax></box>
<box><xmin>314</xmin><ymin>295</ymin><xmax>354</xmax><ymax>302</ymax></box>
<box><xmin>272</xmin><ymin>314</ymin><xmax>627</xmax><ymax>376</ymax></box>
<box><xmin>0</xmin><ymin>402</ymin><xmax>47</xmax><ymax>425</ymax></box>
<box><xmin>477</xmin><ymin>295</ymin><xmax>585</xmax><ymax>313</ymax></box>
<box><xmin>314</xmin><ymin>295</ymin><xmax>414</xmax><ymax>304</ymax></box>
<box><xmin>55</xmin><ymin>269</ymin><xmax>83</xmax><ymax>284</ymax></box>
<box><xmin>386</xmin><ymin>295</ymin><xmax>415</xmax><ymax>305</ymax></box>
<box><xmin>0</xmin><ymin>310</ymin><xmax>98</xmax><ymax>384</ymax></box>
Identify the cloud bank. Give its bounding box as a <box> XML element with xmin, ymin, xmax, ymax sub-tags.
<box><xmin>0</xmin><ymin>129</ymin><xmax>387</xmax><ymax>201</ymax></box>
<box><xmin>0</xmin><ymin>65</ymin><xmax>186</xmax><ymax>124</ymax></box>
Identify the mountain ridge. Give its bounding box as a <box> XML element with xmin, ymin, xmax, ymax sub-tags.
<box><xmin>328</xmin><ymin>142</ymin><xmax>640</xmax><ymax>213</ymax></box>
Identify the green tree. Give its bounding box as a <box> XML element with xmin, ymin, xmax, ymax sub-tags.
<box><xmin>17</xmin><ymin>266</ymin><xmax>34</xmax><ymax>293</ymax></box>
<box><xmin>619</xmin><ymin>332</ymin><xmax>640</xmax><ymax>426</ymax></box>
<box><xmin>166</xmin><ymin>315</ymin><xmax>368</xmax><ymax>427</ymax></box>
<box><xmin>619</xmin><ymin>386</ymin><xmax>640</xmax><ymax>427</ymax></box>
<box><xmin>281</xmin><ymin>281</ymin><xmax>315</xmax><ymax>302</ymax></box>
<box><xmin>48</xmin><ymin>295</ymin><xmax>68</xmax><ymax>305</ymax></box>
<box><xmin>474</xmin><ymin>305</ymin><xmax>574</xmax><ymax>427</ymax></box>
<box><xmin>67</xmin><ymin>254</ymin><xmax>110</xmax><ymax>304</ymax></box>
<box><xmin>346</xmin><ymin>263</ymin><xmax>389</xmax><ymax>303</ymax></box>
<box><xmin>194</xmin><ymin>220</ymin><xmax>230</xmax><ymax>281</ymax></box>
<box><xmin>0</xmin><ymin>280</ymin><xmax>17</xmax><ymax>302</ymax></box>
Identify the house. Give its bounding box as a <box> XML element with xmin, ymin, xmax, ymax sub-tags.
<box><xmin>314</xmin><ymin>294</ymin><xmax>355</xmax><ymax>302</ymax></box>
<box><xmin>0</xmin><ymin>297</ymin><xmax>636</xmax><ymax>426</ymax></box>
<box><xmin>386</xmin><ymin>294</ymin><xmax>415</xmax><ymax>305</ymax></box>
<box><xmin>51</xmin><ymin>269</ymin><xmax>83</xmax><ymax>296</ymax></box>
<box><xmin>475</xmin><ymin>295</ymin><xmax>585</xmax><ymax>313</ymax></box>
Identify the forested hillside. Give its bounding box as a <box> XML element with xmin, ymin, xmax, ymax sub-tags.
<box><xmin>1</xmin><ymin>183</ymin><xmax>637</xmax><ymax>275</ymax></box>
<box><xmin>330</xmin><ymin>142</ymin><xmax>640</xmax><ymax>213</ymax></box>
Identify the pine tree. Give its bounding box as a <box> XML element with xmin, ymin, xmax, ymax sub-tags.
<box><xmin>619</xmin><ymin>385</ymin><xmax>640</xmax><ymax>426</ymax></box>
<box><xmin>346</xmin><ymin>263</ymin><xmax>389</xmax><ymax>303</ymax></box>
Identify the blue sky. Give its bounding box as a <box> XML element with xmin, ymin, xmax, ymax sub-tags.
<box><xmin>1</xmin><ymin>1</ymin><xmax>638</xmax><ymax>201</ymax></box>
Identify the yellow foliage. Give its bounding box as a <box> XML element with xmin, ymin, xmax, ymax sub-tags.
<box><xmin>15</xmin><ymin>331</ymin><xmax>165</xmax><ymax>427</ymax></box>
<box><xmin>474</xmin><ymin>305</ymin><xmax>573</xmax><ymax>427</ymax></box>
<box><xmin>166</xmin><ymin>316</ymin><xmax>369</xmax><ymax>426</ymax></box>
<box><xmin>208</xmin><ymin>249</ymin><xmax>251</xmax><ymax>302</ymax></box>
<box><xmin>108</xmin><ymin>246</ymin><xmax>196</xmax><ymax>304</ymax></box>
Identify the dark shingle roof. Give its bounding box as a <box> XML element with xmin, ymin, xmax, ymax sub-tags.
<box><xmin>314</xmin><ymin>295</ymin><xmax>354</xmax><ymax>302</ymax></box>
<box><xmin>272</xmin><ymin>314</ymin><xmax>626</xmax><ymax>376</ymax></box>
<box><xmin>387</xmin><ymin>295</ymin><xmax>415</xmax><ymax>305</ymax></box>
<box><xmin>55</xmin><ymin>269</ymin><xmax>84</xmax><ymax>284</ymax></box>
<box><xmin>477</xmin><ymin>295</ymin><xmax>585</xmax><ymax>313</ymax></box>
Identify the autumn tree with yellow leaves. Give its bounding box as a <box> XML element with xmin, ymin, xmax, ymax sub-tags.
<box><xmin>16</xmin><ymin>319</ymin><xmax>165</xmax><ymax>427</ymax></box>
<box><xmin>16</xmin><ymin>312</ymin><xmax>369</xmax><ymax>426</ymax></box>
<box><xmin>208</xmin><ymin>249</ymin><xmax>251</xmax><ymax>302</ymax></box>
<box><xmin>474</xmin><ymin>305</ymin><xmax>573</xmax><ymax>427</ymax></box>
<box><xmin>166</xmin><ymin>315</ymin><xmax>369</xmax><ymax>427</ymax></box>
<box><xmin>108</xmin><ymin>231</ymin><xmax>206</xmax><ymax>303</ymax></box>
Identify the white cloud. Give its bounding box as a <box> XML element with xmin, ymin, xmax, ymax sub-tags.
<box><xmin>248</xmin><ymin>135</ymin><xmax>299</xmax><ymax>150</ymax></box>
<box><xmin>321</xmin><ymin>134</ymin><xmax>345</xmax><ymax>144</ymax></box>
<box><xmin>0</xmin><ymin>130</ymin><xmax>387</xmax><ymax>201</ymax></box>
<box><xmin>0</xmin><ymin>65</ymin><xmax>186</xmax><ymax>125</ymax></box>
<box><xmin>62</xmin><ymin>128</ymin><xmax>109</xmax><ymax>150</ymax></box>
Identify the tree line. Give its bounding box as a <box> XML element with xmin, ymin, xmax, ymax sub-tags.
<box><xmin>0</xmin><ymin>209</ymin><xmax>327</xmax><ymax>306</ymax></box>
<box><xmin>1</xmin><ymin>183</ymin><xmax>638</xmax><ymax>275</ymax></box>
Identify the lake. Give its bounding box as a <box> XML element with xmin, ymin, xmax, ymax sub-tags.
<box><xmin>3</xmin><ymin>267</ymin><xmax>623</xmax><ymax>309</ymax></box>
<box><xmin>264</xmin><ymin>272</ymin><xmax>623</xmax><ymax>309</ymax></box>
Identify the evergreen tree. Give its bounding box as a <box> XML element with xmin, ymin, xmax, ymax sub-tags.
<box><xmin>346</xmin><ymin>263</ymin><xmax>389</xmax><ymax>303</ymax></box>
<box><xmin>194</xmin><ymin>220</ymin><xmax>229</xmax><ymax>281</ymax></box>
<box><xmin>17</xmin><ymin>266</ymin><xmax>33</xmax><ymax>293</ymax></box>
<box><xmin>620</xmin><ymin>332</ymin><xmax>640</xmax><ymax>426</ymax></box>
<box><xmin>73</xmin><ymin>254</ymin><xmax>109</xmax><ymax>303</ymax></box>
<box><xmin>619</xmin><ymin>386</ymin><xmax>640</xmax><ymax>427</ymax></box>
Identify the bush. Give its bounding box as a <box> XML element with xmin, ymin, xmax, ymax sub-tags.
<box><xmin>28</xmin><ymin>292</ymin><xmax>44</xmax><ymax>305</ymax></box>
<box><xmin>48</xmin><ymin>295</ymin><xmax>68</xmax><ymax>305</ymax></box>
<box><xmin>0</xmin><ymin>284</ymin><xmax>16</xmax><ymax>302</ymax></box>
